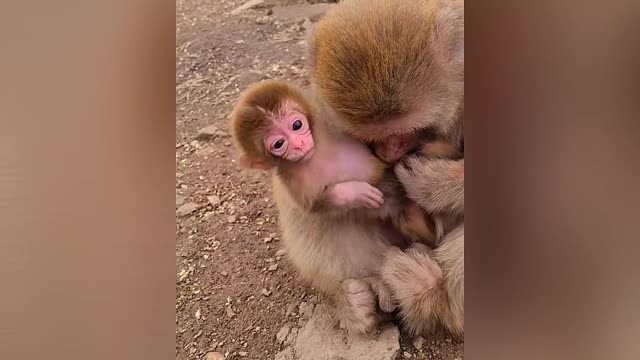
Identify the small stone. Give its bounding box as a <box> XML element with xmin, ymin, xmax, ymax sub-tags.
<box><xmin>413</xmin><ymin>336</ymin><xmax>425</xmax><ymax>351</ymax></box>
<box><xmin>230</xmin><ymin>0</ymin><xmax>265</xmax><ymax>15</ymax></box>
<box><xmin>276</xmin><ymin>325</ymin><xmax>291</xmax><ymax>344</ymax></box>
<box><xmin>404</xmin><ymin>351</ymin><xmax>413</xmax><ymax>359</ymax></box>
<box><xmin>238</xmin><ymin>351</ymin><xmax>248</xmax><ymax>357</ymax></box>
<box><xmin>176</xmin><ymin>202</ymin><xmax>200</xmax><ymax>217</ymax></box>
<box><xmin>220</xmin><ymin>271</ymin><xmax>228</xmax><ymax>277</ymax></box>
<box><xmin>292</xmin><ymin>304</ymin><xmax>400</xmax><ymax>360</ymax></box>
<box><xmin>176</xmin><ymin>193</ymin><xmax>186</xmax><ymax>207</ymax></box>
<box><xmin>197</xmin><ymin>124</ymin><xmax>226</xmax><ymax>140</ymax></box>
<box><xmin>263</xmin><ymin>236</ymin><xmax>273</xmax><ymax>243</ymax></box>
<box><xmin>227</xmin><ymin>215</ymin><xmax>237</xmax><ymax>223</ymax></box>
<box><xmin>298</xmin><ymin>302</ymin><xmax>314</xmax><ymax>319</ymax></box>
<box><xmin>275</xmin><ymin>249</ymin><xmax>286</xmax><ymax>257</ymax></box>
<box><xmin>207</xmin><ymin>195</ymin><xmax>221</xmax><ymax>207</ymax></box>
<box><xmin>285</xmin><ymin>303</ymin><xmax>297</xmax><ymax>317</ymax></box>
<box><xmin>255</xmin><ymin>16</ymin><xmax>270</xmax><ymax>25</ymax></box>
<box><xmin>284</xmin><ymin>327</ymin><xmax>297</xmax><ymax>346</ymax></box>
<box><xmin>204</xmin><ymin>352</ymin><xmax>224</xmax><ymax>360</ymax></box>
<box><xmin>226</xmin><ymin>306</ymin><xmax>237</xmax><ymax>319</ymax></box>
<box><xmin>195</xmin><ymin>308</ymin><xmax>201</xmax><ymax>320</ymax></box>
<box><xmin>302</xmin><ymin>17</ymin><xmax>313</xmax><ymax>34</ymax></box>
<box><xmin>268</xmin><ymin>264</ymin><xmax>278</xmax><ymax>271</ymax></box>
<box><xmin>445</xmin><ymin>337</ymin><xmax>452</xmax><ymax>343</ymax></box>
<box><xmin>177</xmin><ymin>268</ymin><xmax>190</xmax><ymax>282</ymax></box>
<box><xmin>261</xmin><ymin>288</ymin><xmax>271</xmax><ymax>297</ymax></box>
<box><xmin>196</xmin><ymin>146</ymin><xmax>215</xmax><ymax>157</ymax></box>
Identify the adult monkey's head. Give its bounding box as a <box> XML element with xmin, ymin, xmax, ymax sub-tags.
<box><xmin>309</xmin><ymin>0</ymin><xmax>464</xmax><ymax>147</ymax></box>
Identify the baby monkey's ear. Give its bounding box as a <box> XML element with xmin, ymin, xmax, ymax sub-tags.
<box><xmin>238</xmin><ymin>154</ymin><xmax>272</xmax><ymax>171</ymax></box>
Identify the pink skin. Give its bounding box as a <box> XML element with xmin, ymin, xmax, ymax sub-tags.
<box><xmin>265</xmin><ymin>111</ymin><xmax>315</xmax><ymax>162</ymax></box>
<box><xmin>265</xmin><ymin>109</ymin><xmax>383</xmax><ymax>209</ymax></box>
<box><xmin>373</xmin><ymin>133</ymin><xmax>415</xmax><ymax>163</ymax></box>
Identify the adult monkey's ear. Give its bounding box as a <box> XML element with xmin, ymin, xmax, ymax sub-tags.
<box><xmin>238</xmin><ymin>154</ymin><xmax>272</xmax><ymax>171</ymax></box>
<box><xmin>433</xmin><ymin>0</ymin><xmax>464</xmax><ymax>66</ymax></box>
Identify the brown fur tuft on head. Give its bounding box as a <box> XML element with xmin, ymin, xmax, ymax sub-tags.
<box><xmin>229</xmin><ymin>80</ymin><xmax>316</xmax><ymax>166</ymax></box>
<box><xmin>308</xmin><ymin>0</ymin><xmax>464</xmax><ymax>143</ymax></box>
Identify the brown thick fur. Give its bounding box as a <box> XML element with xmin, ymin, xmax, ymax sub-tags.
<box><xmin>308</xmin><ymin>0</ymin><xmax>465</xmax><ymax>336</ymax></box>
<box><xmin>273</xmin><ymin>175</ymin><xmax>404</xmax><ymax>334</ymax></box>
<box><xmin>309</xmin><ymin>0</ymin><xmax>464</xmax><ymax>146</ymax></box>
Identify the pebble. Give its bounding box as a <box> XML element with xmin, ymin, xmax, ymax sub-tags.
<box><xmin>226</xmin><ymin>306</ymin><xmax>237</xmax><ymax>319</ymax></box>
<box><xmin>268</xmin><ymin>264</ymin><xmax>278</xmax><ymax>271</ymax></box>
<box><xmin>204</xmin><ymin>352</ymin><xmax>224</xmax><ymax>360</ymax></box>
<box><xmin>255</xmin><ymin>16</ymin><xmax>270</xmax><ymax>25</ymax></box>
<box><xmin>207</xmin><ymin>195</ymin><xmax>221</xmax><ymax>207</ymax></box>
<box><xmin>261</xmin><ymin>288</ymin><xmax>272</xmax><ymax>297</ymax></box>
<box><xmin>238</xmin><ymin>351</ymin><xmax>248</xmax><ymax>357</ymax></box>
<box><xmin>275</xmin><ymin>249</ymin><xmax>286</xmax><ymax>257</ymax></box>
<box><xmin>196</xmin><ymin>124</ymin><xmax>227</xmax><ymax>140</ymax></box>
<box><xmin>220</xmin><ymin>271</ymin><xmax>228</xmax><ymax>277</ymax></box>
<box><xmin>227</xmin><ymin>215</ymin><xmax>237</xmax><ymax>223</ymax></box>
<box><xmin>284</xmin><ymin>327</ymin><xmax>297</xmax><ymax>346</ymax></box>
<box><xmin>176</xmin><ymin>202</ymin><xmax>200</xmax><ymax>217</ymax></box>
<box><xmin>230</xmin><ymin>0</ymin><xmax>265</xmax><ymax>15</ymax></box>
<box><xmin>285</xmin><ymin>303</ymin><xmax>297</xmax><ymax>317</ymax></box>
<box><xmin>276</xmin><ymin>325</ymin><xmax>291</xmax><ymax>344</ymax></box>
<box><xmin>298</xmin><ymin>302</ymin><xmax>314</xmax><ymax>319</ymax></box>
<box><xmin>403</xmin><ymin>351</ymin><xmax>413</xmax><ymax>359</ymax></box>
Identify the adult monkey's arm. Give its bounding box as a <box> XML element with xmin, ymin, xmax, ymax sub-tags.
<box><xmin>395</xmin><ymin>157</ymin><xmax>464</xmax><ymax>217</ymax></box>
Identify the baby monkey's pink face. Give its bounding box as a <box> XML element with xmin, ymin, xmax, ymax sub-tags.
<box><xmin>265</xmin><ymin>110</ymin><xmax>315</xmax><ymax>162</ymax></box>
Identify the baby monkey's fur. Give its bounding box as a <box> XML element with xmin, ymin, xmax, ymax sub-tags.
<box><xmin>230</xmin><ymin>80</ymin><xmax>445</xmax><ymax>333</ymax></box>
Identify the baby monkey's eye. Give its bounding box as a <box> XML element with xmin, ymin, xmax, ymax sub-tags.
<box><xmin>292</xmin><ymin>119</ymin><xmax>303</xmax><ymax>131</ymax></box>
<box><xmin>273</xmin><ymin>139</ymin><xmax>285</xmax><ymax>149</ymax></box>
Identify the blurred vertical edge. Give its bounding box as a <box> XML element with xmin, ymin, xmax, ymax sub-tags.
<box><xmin>0</xmin><ymin>1</ymin><xmax>176</xmax><ymax>360</ymax></box>
<box><xmin>1</xmin><ymin>0</ymin><xmax>640</xmax><ymax>360</ymax></box>
<box><xmin>467</xmin><ymin>0</ymin><xmax>640</xmax><ymax>359</ymax></box>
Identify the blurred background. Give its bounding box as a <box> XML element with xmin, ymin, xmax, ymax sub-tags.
<box><xmin>1</xmin><ymin>0</ymin><xmax>639</xmax><ymax>360</ymax></box>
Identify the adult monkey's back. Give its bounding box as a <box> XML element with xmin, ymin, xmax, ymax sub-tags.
<box><xmin>308</xmin><ymin>0</ymin><xmax>464</xmax><ymax>335</ymax></box>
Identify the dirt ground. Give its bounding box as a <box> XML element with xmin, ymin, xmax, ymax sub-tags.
<box><xmin>175</xmin><ymin>1</ymin><xmax>463</xmax><ymax>359</ymax></box>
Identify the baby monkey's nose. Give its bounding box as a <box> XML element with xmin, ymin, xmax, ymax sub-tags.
<box><xmin>292</xmin><ymin>139</ymin><xmax>304</xmax><ymax>150</ymax></box>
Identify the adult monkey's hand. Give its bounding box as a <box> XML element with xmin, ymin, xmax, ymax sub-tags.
<box><xmin>396</xmin><ymin>157</ymin><xmax>464</xmax><ymax>217</ymax></box>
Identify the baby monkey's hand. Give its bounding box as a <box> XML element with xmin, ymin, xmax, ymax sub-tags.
<box><xmin>327</xmin><ymin>181</ymin><xmax>384</xmax><ymax>209</ymax></box>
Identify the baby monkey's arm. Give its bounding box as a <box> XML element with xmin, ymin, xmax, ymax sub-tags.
<box><xmin>323</xmin><ymin>181</ymin><xmax>384</xmax><ymax>209</ymax></box>
<box><xmin>305</xmin><ymin>181</ymin><xmax>384</xmax><ymax>214</ymax></box>
<box><xmin>288</xmin><ymin>176</ymin><xmax>384</xmax><ymax>215</ymax></box>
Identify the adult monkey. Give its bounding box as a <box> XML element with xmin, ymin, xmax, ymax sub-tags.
<box><xmin>308</xmin><ymin>0</ymin><xmax>464</xmax><ymax>335</ymax></box>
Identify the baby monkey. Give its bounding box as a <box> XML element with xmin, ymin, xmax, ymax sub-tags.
<box><xmin>230</xmin><ymin>80</ymin><xmax>433</xmax><ymax>243</ymax></box>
